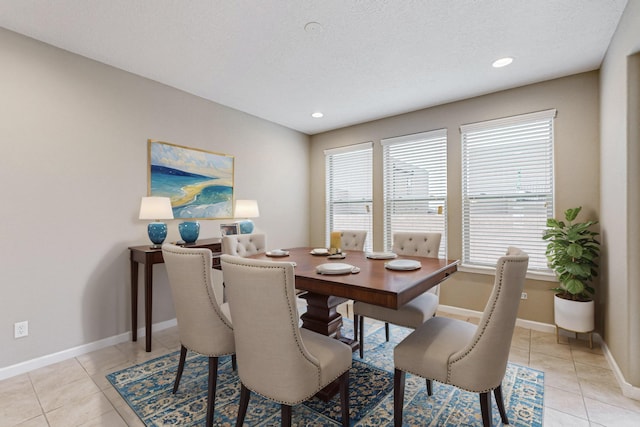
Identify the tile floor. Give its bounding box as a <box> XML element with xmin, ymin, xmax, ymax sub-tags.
<box><xmin>2</xmin><ymin>308</ymin><xmax>640</xmax><ymax>427</ymax></box>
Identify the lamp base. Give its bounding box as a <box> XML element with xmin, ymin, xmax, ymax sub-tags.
<box><xmin>147</xmin><ymin>222</ymin><xmax>168</xmax><ymax>247</ymax></box>
<box><xmin>237</xmin><ymin>219</ymin><xmax>255</xmax><ymax>234</ymax></box>
<box><xmin>178</xmin><ymin>221</ymin><xmax>200</xmax><ymax>243</ymax></box>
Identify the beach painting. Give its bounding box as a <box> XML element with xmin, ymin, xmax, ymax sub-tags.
<box><xmin>148</xmin><ymin>140</ymin><xmax>234</xmax><ymax>219</ymax></box>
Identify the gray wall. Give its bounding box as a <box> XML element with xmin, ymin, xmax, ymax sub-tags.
<box><xmin>600</xmin><ymin>0</ymin><xmax>640</xmax><ymax>389</ymax></box>
<box><xmin>0</xmin><ymin>28</ymin><xmax>310</xmax><ymax>370</ymax></box>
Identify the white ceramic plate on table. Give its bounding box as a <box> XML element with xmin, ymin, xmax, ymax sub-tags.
<box><xmin>316</xmin><ymin>263</ymin><xmax>359</xmax><ymax>275</ymax></box>
<box><xmin>266</xmin><ymin>249</ymin><xmax>289</xmax><ymax>257</ymax></box>
<box><xmin>310</xmin><ymin>248</ymin><xmax>329</xmax><ymax>255</ymax></box>
<box><xmin>385</xmin><ymin>259</ymin><xmax>422</xmax><ymax>271</ymax></box>
<box><xmin>366</xmin><ymin>252</ymin><xmax>397</xmax><ymax>260</ymax></box>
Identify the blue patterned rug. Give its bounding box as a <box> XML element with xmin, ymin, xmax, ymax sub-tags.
<box><xmin>107</xmin><ymin>321</ymin><xmax>544</xmax><ymax>426</ymax></box>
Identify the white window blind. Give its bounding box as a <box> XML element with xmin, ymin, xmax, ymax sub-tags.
<box><xmin>381</xmin><ymin>129</ymin><xmax>447</xmax><ymax>257</ymax></box>
<box><xmin>325</xmin><ymin>142</ymin><xmax>373</xmax><ymax>251</ymax></box>
<box><xmin>461</xmin><ymin>109</ymin><xmax>556</xmax><ymax>272</ymax></box>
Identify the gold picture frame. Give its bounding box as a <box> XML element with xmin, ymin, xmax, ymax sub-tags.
<box><xmin>148</xmin><ymin>139</ymin><xmax>234</xmax><ymax>219</ymax></box>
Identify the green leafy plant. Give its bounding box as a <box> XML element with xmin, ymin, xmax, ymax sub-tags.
<box><xmin>543</xmin><ymin>207</ymin><xmax>600</xmax><ymax>301</ymax></box>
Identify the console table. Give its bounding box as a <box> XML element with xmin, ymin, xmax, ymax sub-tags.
<box><xmin>129</xmin><ymin>238</ymin><xmax>222</xmax><ymax>351</ymax></box>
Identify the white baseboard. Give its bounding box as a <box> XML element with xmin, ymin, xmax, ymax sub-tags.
<box><xmin>600</xmin><ymin>340</ymin><xmax>640</xmax><ymax>400</ymax></box>
<box><xmin>0</xmin><ymin>318</ymin><xmax>177</xmax><ymax>381</ymax></box>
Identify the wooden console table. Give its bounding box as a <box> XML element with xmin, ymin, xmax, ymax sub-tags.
<box><xmin>129</xmin><ymin>238</ymin><xmax>222</xmax><ymax>351</ymax></box>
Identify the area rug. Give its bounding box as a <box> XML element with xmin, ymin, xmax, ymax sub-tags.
<box><xmin>107</xmin><ymin>321</ymin><xmax>544</xmax><ymax>426</ymax></box>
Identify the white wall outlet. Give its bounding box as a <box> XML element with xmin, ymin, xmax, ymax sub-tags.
<box><xmin>521</xmin><ymin>292</ymin><xmax>528</xmax><ymax>300</ymax></box>
<box><xmin>14</xmin><ymin>321</ymin><xmax>28</xmax><ymax>338</ymax></box>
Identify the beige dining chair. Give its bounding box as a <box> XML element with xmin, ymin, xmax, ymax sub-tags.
<box><xmin>393</xmin><ymin>247</ymin><xmax>529</xmax><ymax>427</ymax></box>
<box><xmin>338</xmin><ymin>229</ymin><xmax>367</xmax><ymax>251</ymax></box>
<box><xmin>161</xmin><ymin>243</ymin><xmax>236</xmax><ymax>427</ymax></box>
<box><xmin>333</xmin><ymin>230</ymin><xmax>368</xmax><ymax>318</ymax></box>
<box><xmin>220</xmin><ymin>233</ymin><xmax>269</xmax><ymax>300</ymax></box>
<box><xmin>353</xmin><ymin>232</ymin><xmax>441</xmax><ymax>358</ymax></box>
<box><xmin>222</xmin><ymin>233</ymin><xmax>267</xmax><ymax>256</ymax></box>
<box><xmin>221</xmin><ymin>254</ymin><xmax>352</xmax><ymax>427</ymax></box>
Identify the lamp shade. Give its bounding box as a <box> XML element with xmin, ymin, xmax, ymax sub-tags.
<box><xmin>139</xmin><ymin>197</ymin><xmax>174</xmax><ymax>220</ymax></box>
<box><xmin>234</xmin><ymin>200</ymin><xmax>260</xmax><ymax>218</ymax></box>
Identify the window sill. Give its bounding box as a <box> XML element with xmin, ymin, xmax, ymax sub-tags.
<box><xmin>458</xmin><ymin>265</ymin><xmax>557</xmax><ymax>282</ymax></box>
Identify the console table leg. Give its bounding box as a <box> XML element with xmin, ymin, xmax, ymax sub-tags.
<box><xmin>144</xmin><ymin>263</ymin><xmax>153</xmax><ymax>352</ymax></box>
<box><xmin>130</xmin><ymin>260</ymin><xmax>138</xmax><ymax>342</ymax></box>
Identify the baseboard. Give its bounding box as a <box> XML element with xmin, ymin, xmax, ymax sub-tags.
<box><xmin>0</xmin><ymin>318</ymin><xmax>177</xmax><ymax>381</ymax></box>
<box><xmin>438</xmin><ymin>304</ymin><xmax>557</xmax><ymax>333</ymax></box>
<box><xmin>600</xmin><ymin>340</ymin><xmax>640</xmax><ymax>400</ymax></box>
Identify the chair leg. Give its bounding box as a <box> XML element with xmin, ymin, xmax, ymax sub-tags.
<box><xmin>339</xmin><ymin>371</ymin><xmax>350</xmax><ymax>427</ymax></box>
<box><xmin>479</xmin><ymin>391</ymin><xmax>492</xmax><ymax>427</ymax></box>
<box><xmin>173</xmin><ymin>345</ymin><xmax>188</xmax><ymax>394</ymax></box>
<box><xmin>385</xmin><ymin>322</ymin><xmax>390</xmax><ymax>341</ymax></box>
<box><xmin>359</xmin><ymin>315</ymin><xmax>365</xmax><ymax>359</ymax></box>
<box><xmin>231</xmin><ymin>354</ymin><xmax>237</xmax><ymax>371</ymax></box>
<box><xmin>354</xmin><ymin>314</ymin><xmax>359</xmax><ymax>345</ymax></box>
<box><xmin>394</xmin><ymin>369</ymin><xmax>406</xmax><ymax>427</ymax></box>
<box><xmin>236</xmin><ymin>383</ymin><xmax>251</xmax><ymax>427</ymax></box>
<box><xmin>426</xmin><ymin>379</ymin><xmax>432</xmax><ymax>396</ymax></box>
<box><xmin>493</xmin><ymin>385</ymin><xmax>509</xmax><ymax>424</ymax></box>
<box><xmin>281</xmin><ymin>404</ymin><xmax>292</xmax><ymax>427</ymax></box>
<box><xmin>206</xmin><ymin>357</ymin><xmax>219</xmax><ymax>427</ymax></box>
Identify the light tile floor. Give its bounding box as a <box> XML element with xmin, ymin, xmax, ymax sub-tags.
<box><xmin>2</xmin><ymin>308</ymin><xmax>639</xmax><ymax>427</ymax></box>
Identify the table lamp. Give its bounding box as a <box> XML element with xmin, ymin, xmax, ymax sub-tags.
<box><xmin>235</xmin><ymin>199</ymin><xmax>259</xmax><ymax>234</ymax></box>
<box><xmin>139</xmin><ymin>196</ymin><xmax>174</xmax><ymax>248</ymax></box>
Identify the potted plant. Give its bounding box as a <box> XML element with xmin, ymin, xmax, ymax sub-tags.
<box><xmin>543</xmin><ymin>206</ymin><xmax>600</xmax><ymax>337</ymax></box>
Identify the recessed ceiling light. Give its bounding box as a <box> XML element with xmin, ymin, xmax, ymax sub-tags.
<box><xmin>304</xmin><ymin>22</ymin><xmax>323</xmax><ymax>33</ymax></box>
<box><xmin>492</xmin><ymin>57</ymin><xmax>514</xmax><ymax>68</ymax></box>
<box><xmin>311</xmin><ymin>112</ymin><xmax>324</xmax><ymax>118</ymax></box>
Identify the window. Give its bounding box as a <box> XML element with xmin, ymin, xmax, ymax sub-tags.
<box><xmin>461</xmin><ymin>109</ymin><xmax>556</xmax><ymax>273</ymax></box>
<box><xmin>381</xmin><ymin>130</ymin><xmax>447</xmax><ymax>257</ymax></box>
<box><xmin>325</xmin><ymin>142</ymin><xmax>373</xmax><ymax>251</ymax></box>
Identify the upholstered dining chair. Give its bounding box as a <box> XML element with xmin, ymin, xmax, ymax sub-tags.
<box><xmin>220</xmin><ymin>254</ymin><xmax>352</xmax><ymax>427</ymax></box>
<box><xmin>393</xmin><ymin>247</ymin><xmax>529</xmax><ymax>427</ymax></box>
<box><xmin>353</xmin><ymin>232</ymin><xmax>441</xmax><ymax>358</ymax></box>
<box><xmin>220</xmin><ymin>233</ymin><xmax>268</xmax><ymax>300</ymax></box>
<box><xmin>222</xmin><ymin>233</ymin><xmax>267</xmax><ymax>256</ymax></box>
<box><xmin>161</xmin><ymin>243</ymin><xmax>236</xmax><ymax>427</ymax></box>
<box><xmin>338</xmin><ymin>229</ymin><xmax>367</xmax><ymax>251</ymax></box>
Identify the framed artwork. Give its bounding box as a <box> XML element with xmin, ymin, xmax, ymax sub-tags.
<box><xmin>148</xmin><ymin>140</ymin><xmax>234</xmax><ymax>219</ymax></box>
<box><xmin>220</xmin><ymin>223</ymin><xmax>239</xmax><ymax>236</ymax></box>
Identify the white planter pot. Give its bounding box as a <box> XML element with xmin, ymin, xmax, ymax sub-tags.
<box><xmin>554</xmin><ymin>294</ymin><xmax>594</xmax><ymax>333</ymax></box>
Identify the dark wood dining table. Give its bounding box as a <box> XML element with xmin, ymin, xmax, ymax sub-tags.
<box><xmin>248</xmin><ymin>247</ymin><xmax>459</xmax><ymax>349</ymax></box>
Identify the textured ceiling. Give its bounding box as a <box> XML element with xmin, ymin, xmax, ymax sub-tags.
<box><xmin>0</xmin><ymin>0</ymin><xmax>628</xmax><ymax>135</ymax></box>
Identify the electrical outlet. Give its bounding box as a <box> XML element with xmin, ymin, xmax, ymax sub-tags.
<box><xmin>521</xmin><ymin>292</ymin><xmax>528</xmax><ymax>300</ymax></box>
<box><xmin>14</xmin><ymin>321</ymin><xmax>28</xmax><ymax>338</ymax></box>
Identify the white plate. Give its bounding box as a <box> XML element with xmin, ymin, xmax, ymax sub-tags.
<box><xmin>310</xmin><ymin>248</ymin><xmax>329</xmax><ymax>255</ymax></box>
<box><xmin>366</xmin><ymin>252</ymin><xmax>397</xmax><ymax>260</ymax></box>
<box><xmin>316</xmin><ymin>263</ymin><xmax>357</xmax><ymax>275</ymax></box>
<box><xmin>266</xmin><ymin>250</ymin><xmax>289</xmax><ymax>257</ymax></box>
<box><xmin>385</xmin><ymin>259</ymin><xmax>422</xmax><ymax>271</ymax></box>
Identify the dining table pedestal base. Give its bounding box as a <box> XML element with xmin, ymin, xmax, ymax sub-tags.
<box><xmin>300</xmin><ymin>293</ymin><xmax>359</xmax><ymax>350</ymax></box>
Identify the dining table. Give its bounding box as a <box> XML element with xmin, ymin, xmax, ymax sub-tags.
<box><xmin>247</xmin><ymin>247</ymin><xmax>458</xmax><ymax>400</ymax></box>
<box><xmin>248</xmin><ymin>247</ymin><xmax>459</xmax><ymax>349</ymax></box>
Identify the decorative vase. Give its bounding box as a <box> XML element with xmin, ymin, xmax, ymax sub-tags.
<box><xmin>147</xmin><ymin>222</ymin><xmax>168</xmax><ymax>247</ymax></box>
<box><xmin>237</xmin><ymin>219</ymin><xmax>254</xmax><ymax>234</ymax></box>
<box><xmin>178</xmin><ymin>221</ymin><xmax>200</xmax><ymax>244</ymax></box>
<box><xmin>554</xmin><ymin>294</ymin><xmax>594</xmax><ymax>333</ymax></box>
